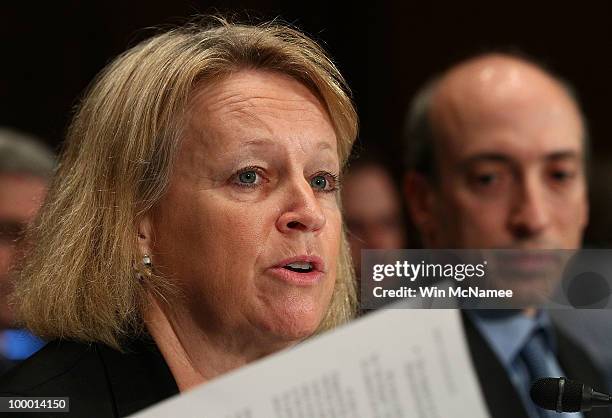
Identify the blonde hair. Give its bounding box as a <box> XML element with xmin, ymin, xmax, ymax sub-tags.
<box><xmin>14</xmin><ymin>17</ymin><xmax>359</xmax><ymax>350</ymax></box>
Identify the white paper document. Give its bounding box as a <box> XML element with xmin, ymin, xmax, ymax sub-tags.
<box><xmin>131</xmin><ymin>309</ymin><xmax>490</xmax><ymax>418</ymax></box>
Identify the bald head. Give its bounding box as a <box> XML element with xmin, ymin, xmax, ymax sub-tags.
<box><xmin>429</xmin><ymin>54</ymin><xmax>584</xmax><ymax>156</ymax></box>
<box><xmin>404</xmin><ymin>53</ymin><xmax>588</xmax><ymax>252</ymax></box>
<box><xmin>405</xmin><ymin>54</ymin><xmax>587</xmax><ymax>178</ymax></box>
<box><xmin>435</xmin><ymin>54</ymin><xmax>575</xmax><ymax>107</ymax></box>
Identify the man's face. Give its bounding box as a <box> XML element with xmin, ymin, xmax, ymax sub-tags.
<box><xmin>423</xmin><ymin>59</ymin><xmax>588</xmax><ymax>251</ymax></box>
<box><xmin>342</xmin><ymin>165</ymin><xmax>406</xmax><ymax>271</ymax></box>
<box><xmin>0</xmin><ymin>174</ymin><xmax>47</xmax><ymax>328</ymax></box>
<box><xmin>409</xmin><ymin>57</ymin><xmax>589</xmax><ymax>305</ymax></box>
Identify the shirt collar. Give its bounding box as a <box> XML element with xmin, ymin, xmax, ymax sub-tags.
<box><xmin>467</xmin><ymin>310</ymin><xmax>556</xmax><ymax>367</ymax></box>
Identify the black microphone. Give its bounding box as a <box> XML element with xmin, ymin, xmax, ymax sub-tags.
<box><xmin>530</xmin><ymin>377</ymin><xmax>612</xmax><ymax>412</ymax></box>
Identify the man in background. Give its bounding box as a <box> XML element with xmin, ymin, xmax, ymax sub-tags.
<box><xmin>0</xmin><ymin>128</ymin><xmax>54</xmax><ymax>374</ymax></box>
<box><xmin>342</xmin><ymin>155</ymin><xmax>407</xmax><ymax>274</ymax></box>
<box><xmin>403</xmin><ymin>53</ymin><xmax>609</xmax><ymax>418</ymax></box>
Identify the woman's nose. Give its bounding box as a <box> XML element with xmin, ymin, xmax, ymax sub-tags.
<box><xmin>276</xmin><ymin>179</ymin><xmax>326</xmax><ymax>234</ymax></box>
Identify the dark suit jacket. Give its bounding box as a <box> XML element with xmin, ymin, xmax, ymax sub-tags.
<box><xmin>0</xmin><ymin>355</ymin><xmax>16</xmax><ymax>378</ymax></box>
<box><xmin>0</xmin><ymin>336</ymin><xmax>178</xmax><ymax>417</ymax></box>
<box><xmin>463</xmin><ymin>313</ymin><xmax>612</xmax><ymax>418</ymax></box>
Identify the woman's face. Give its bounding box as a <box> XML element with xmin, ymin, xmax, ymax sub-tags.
<box><xmin>146</xmin><ymin>70</ymin><xmax>342</xmax><ymax>344</ymax></box>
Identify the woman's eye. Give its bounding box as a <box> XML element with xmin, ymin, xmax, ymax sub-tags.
<box><xmin>310</xmin><ymin>175</ymin><xmax>328</xmax><ymax>190</ymax></box>
<box><xmin>233</xmin><ymin>167</ymin><xmax>264</xmax><ymax>188</ymax></box>
<box><xmin>238</xmin><ymin>170</ymin><xmax>258</xmax><ymax>184</ymax></box>
<box><xmin>310</xmin><ymin>172</ymin><xmax>339</xmax><ymax>193</ymax></box>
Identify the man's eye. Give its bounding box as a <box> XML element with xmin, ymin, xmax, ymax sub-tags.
<box><xmin>466</xmin><ymin>170</ymin><xmax>508</xmax><ymax>195</ymax></box>
<box><xmin>471</xmin><ymin>173</ymin><xmax>498</xmax><ymax>186</ymax></box>
<box><xmin>477</xmin><ymin>174</ymin><xmax>496</xmax><ymax>184</ymax></box>
<box><xmin>550</xmin><ymin>170</ymin><xmax>574</xmax><ymax>181</ymax></box>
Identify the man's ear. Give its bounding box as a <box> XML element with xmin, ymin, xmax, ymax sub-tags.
<box><xmin>137</xmin><ymin>214</ymin><xmax>154</xmax><ymax>257</ymax></box>
<box><xmin>403</xmin><ymin>171</ymin><xmax>439</xmax><ymax>243</ymax></box>
<box><xmin>581</xmin><ymin>189</ymin><xmax>590</xmax><ymax>231</ymax></box>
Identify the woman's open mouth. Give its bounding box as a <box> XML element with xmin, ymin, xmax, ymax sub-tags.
<box><xmin>269</xmin><ymin>256</ymin><xmax>325</xmax><ymax>285</ymax></box>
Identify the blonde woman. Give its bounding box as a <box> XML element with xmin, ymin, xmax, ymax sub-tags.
<box><xmin>0</xmin><ymin>18</ymin><xmax>358</xmax><ymax>417</ymax></box>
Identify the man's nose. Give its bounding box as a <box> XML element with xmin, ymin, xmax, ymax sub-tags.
<box><xmin>276</xmin><ymin>178</ymin><xmax>326</xmax><ymax>234</ymax></box>
<box><xmin>507</xmin><ymin>176</ymin><xmax>550</xmax><ymax>239</ymax></box>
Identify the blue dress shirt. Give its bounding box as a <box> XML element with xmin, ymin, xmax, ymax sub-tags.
<box><xmin>468</xmin><ymin>310</ymin><xmax>583</xmax><ymax>418</ymax></box>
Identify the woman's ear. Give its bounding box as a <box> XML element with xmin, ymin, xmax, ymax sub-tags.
<box><xmin>137</xmin><ymin>215</ymin><xmax>154</xmax><ymax>256</ymax></box>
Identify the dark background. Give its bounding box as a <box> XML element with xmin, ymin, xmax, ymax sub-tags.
<box><xmin>1</xmin><ymin>1</ymin><xmax>611</xmax><ymax>244</ymax></box>
<box><xmin>0</xmin><ymin>1</ymin><xmax>368</xmax><ymax>148</ymax></box>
